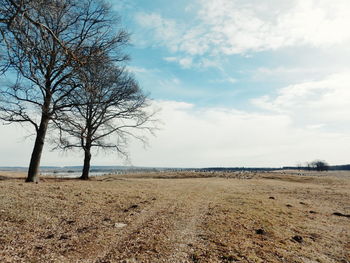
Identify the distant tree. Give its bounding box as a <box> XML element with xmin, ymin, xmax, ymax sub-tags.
<box><xmin>0</xmin><ymin>0</ymin><xmax>128</xmax><ymax>182</ymax></box>
<box><xmin>306</xmin><ymin>162</ymin><xmax>311</xmax><ymax>171</ymax></box>
<box><xmin>309</xmin><ymin>160</ymin><xmax>329</xmax><ymax>171</ymax></box>
<box><xmin>53</xmin><ymin>54</ymin><xmax>156</xmax><ymax>180</ymax></box>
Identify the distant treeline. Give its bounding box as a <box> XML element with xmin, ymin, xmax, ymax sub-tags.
<box><xmin>282</xmin><ymin>164</ymin><xmax>350</xmax><ymax>171</ymax></box>
<box><xmin>197</xmin><ymin>167</ymin><xmax>279</xmax><ymax>172</ymax></box>
<box><xmin>1</xmin><ymin>164</ymin><xmax>350</xmax><ymax>173</ymax></box>
<box><xmin>329</xmin><ymin>164</ymin><xmax>350</xmax><ymax>170</ymax></box>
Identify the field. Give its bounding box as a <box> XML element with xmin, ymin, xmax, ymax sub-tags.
<box><xmin>0</xmin><ymin>171</ymin><xmax>349</xmax><ymax>262</ymax></box>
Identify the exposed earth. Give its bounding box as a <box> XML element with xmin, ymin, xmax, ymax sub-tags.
<box><xmin>0</xmin><ymin>171</ymin><xmax>349</xmax><ymax>262</ymax></box>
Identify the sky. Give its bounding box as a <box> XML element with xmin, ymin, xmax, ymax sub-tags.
<box><xmin>1</xmin><ymin>0</ymin><xmax>350</xmax><ymax>168</ymax></box>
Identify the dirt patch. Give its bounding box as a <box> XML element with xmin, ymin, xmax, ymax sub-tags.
<box><xmin>0</xmin><ymin>171</ymin><xmax>349</xmax><ymax>262</ymax></box>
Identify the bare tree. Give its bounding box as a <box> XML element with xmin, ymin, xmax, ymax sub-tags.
<box><xmin>310</xmin><ymin>160</ymin><xmax>329</xmax><ymax>172</ymax></box>
<box><xmin>53</xmin><ymin>54</ymin><xmax>156</xmax><ymax>180</ymax></box>
<box><xmin>0</xmin><ymin>0</ymin><xmax>129</xmax><ymax>182</ymax></box>
<box><xmin>0</xmin><ymin>0</ymin><xmax>70</xmax><ymax>72</ymax></box>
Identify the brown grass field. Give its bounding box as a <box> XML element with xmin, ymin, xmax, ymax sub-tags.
<box><xmin>0</xmin><ymin>170</ymin><xmax>349</xmax><ymax>262</ymax></box>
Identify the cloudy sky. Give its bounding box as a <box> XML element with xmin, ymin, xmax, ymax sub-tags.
<box><xmin>1</xmin><ymin>0</ymin><xmax>350</xmax><ymax>168</ymax></box>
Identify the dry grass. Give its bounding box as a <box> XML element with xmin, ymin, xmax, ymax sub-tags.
<box><xmin>0</xmin><ymin>170</ymin><xmax>349</xmax><ymax>262</ymax></box>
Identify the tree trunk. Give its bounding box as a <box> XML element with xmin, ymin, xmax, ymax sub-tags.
<box><xmin>26</xmin><ymin>114</ymin><xmax>50</xmax><ymax>182</ymax></box>
<box><xmin>80</xmin><ymin>147</ymin><xmax>91</xmax><ymax>180</ymax></box>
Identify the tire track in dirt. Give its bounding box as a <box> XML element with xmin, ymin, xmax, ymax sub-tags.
<box><xmin>95</xmin><ymin>197</ymin><xmax>178</xmax><ymax>262</ymax></box>
<box><xmin>164</xmin><ymin>182</ymin><xmax>215</xmax><ymax>263</ymax></box>
<box><xmin>96</xmin><ymin>179</ymin><xmax>218</xmax><ymax>263</ymax></box>
<box><xmin>165</xmin><ymin>198</ymin><xmax>210</xmax><ymax>262</ymax></box>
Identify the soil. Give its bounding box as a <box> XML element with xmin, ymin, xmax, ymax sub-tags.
<box><xmin>0</xmin><ymin>171</ymin><xmax>349</xmax><ymax>262</ymax></box>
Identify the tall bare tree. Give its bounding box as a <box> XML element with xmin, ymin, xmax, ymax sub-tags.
<box><xmin>0</xmin><ymin>0</ymin><xmax>129</xmax><ymax>182</ymax></box>
<box><xmin>1</xmin><ymin>0</ymin><xmax>70</xmax><ymax>72</ymax></box>
<box><xmin>54</xmin><ymin>53</ymin><xmax>155</xmax><ymax>180</ymax></box>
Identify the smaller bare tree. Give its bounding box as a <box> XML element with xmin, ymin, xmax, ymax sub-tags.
<box><xmin>54</xmin><ymin>55</ymin><xmax>156</xmax><ymax>180</ymax></box>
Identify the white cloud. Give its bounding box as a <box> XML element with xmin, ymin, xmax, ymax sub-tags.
<box><xmin>252</xmin><ymin>71</ymin><xmax>350</xmax><ymax>129</ymax></box>
<box><xmin>164</xmin><ymin>56</ymin><xmax>220</xmax><ymax>69</ymax></box>
<box><xmin>210</xmin><ymin>77</ymin><xmax>237</xmax><ymax>85</ymax></box>
<box><xmin>111</xmin><ymin>0</ymin><xmax>135</xmax><ymax>11</ymax></box>
<box><xmin>164</xmin><ymin>57</ymin><xmax>177</xmax><ymax>62</ymax></box>
<box><xmin>252</xmin><ymin>66</ymin><xmax>341</xmax><ymax>85</ymax></box>
<box><xmin>196</xmin><ymin>0</ymin><xmax>350</xmax><ymax>54</ymax></box>
<box><xmin>255</xmin><ymin>67</ymin><xmax>323</xmax><ymax>77</ymax></box>
<box><xmin>225</xmin><ymin>77</ymin><xmax>237</xmax><ymax>84</ymax></box>
<box><xmin>135</xmin><ymin>0</ymin><xmax>350</xmax><ymax>57</ymax></box>
<box><xmin>134</xmin><ymin>13</ymin><xmax>182</xmax><ymax>52</ymax></box>
<box><xmin>128</xmin><ymin>100</ymin><xmax>350</xmax><ymax>167</ymax></box>
<box><xmin>164</xmin><ymin>56</ymin><xmax>193</xmax><ymax>69</ymax></box>
<box><xmin>159</xmin><ymin>77</ymin><xmax>181</xmax><ymax>87</ymax></box>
